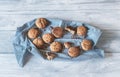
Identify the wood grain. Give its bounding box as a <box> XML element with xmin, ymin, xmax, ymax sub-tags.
<box><xmin>0</xmin><ymin>0</ymin><xmax>120</xmax><ymax>77</ymax></box>
<box><xmin>0</xmin><ymin>53</ymin><xmax>120</xmax><ymax>77</ymax></box>
<box><xmin>0</xmin><ymin>13</ymin><xmax>120</xmax><ymax>30</ymax></box>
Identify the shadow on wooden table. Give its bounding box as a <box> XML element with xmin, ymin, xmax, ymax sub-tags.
<box><xmin>96</xmin><ymin>30</ymin><xmax>118</xmax><ymax>58</ymax></box>
<box><xmin>23</xmin><ymin>51</ymin><xmax>33</xmax><ymax>66</ymax></box>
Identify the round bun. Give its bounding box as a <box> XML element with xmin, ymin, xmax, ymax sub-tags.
<box><xmin>33</xmin><ymin>38</ymin><xmax>44</xmax><ymax>49</ymax></box>
<box><xmin>68</xmin><ymin>47</ymin><xmax>81</xmax><ymax>57</ymax></box>
<box><xmin>52</xmin><ymin>27</ymin><xmax>64</xmax><ymax>38</ymax></box>
<box><xmin>77</xmin><ymin>26</ymin><xmax>87</xmax><ymax>36</ymax></box>
<box><xmin>35</xmin><ymin>18</ymin><xmax>49</xmax><ymax>29</ymax></box>
<box><xmin>28</xmin><ymin>28</ymin><xmax>40</xmax><ymax>39</ymax></box>
<box><xmin>50</xmin><ymin>41</ymin><xmax>63</xmax><ymax>53</ymax></box>
<box><xmin>81</xmin><ymin>39</ymin><xmax>93</xmax><ymax>51</ymax></box>
<box><xmin>42</xmin><ymin>33</ymin><xmax>55</xmax><ymax>43</ymax></box>
<box><xmin>64</xmin><ymin>42</ymin><xmax>72</xmax><ymax>49</ymax></box>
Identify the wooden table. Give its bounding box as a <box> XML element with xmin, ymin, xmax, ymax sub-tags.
<box><xmin>0</xmin><ymin>0</ymin><xmax>120</xmax><ymax>77</ymax></box>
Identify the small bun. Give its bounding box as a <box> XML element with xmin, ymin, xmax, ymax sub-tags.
<box><xmin>52</xmin><ymin>27</ymin><xmax>64</xmax><ymax>38</ymax></box>
<box><xmin>77</xmin><ymin>26</ymin><xmax>87</xmax><ymax>36</ymax></box>
<box><xmin>68</xmin><ymin>47</ymin><xmax>81</xmax><ymax>57</ymax></box>
<box><xmin>28</xmin><ymin>28</ymin><xmax>40</xmax><ymax>39</ymax></box>
<box><xmin>42</xmin><ymin>33</ymin><xmax>55</xmax><ymax>43</ymax></box>
<box><xmin>33</xmin><ymin>38</ymin><xmax>44</xmax><ymax>49</ymax></box>
<box><xmin>35</xmin><ymin>18</ymin><xmax>49</xmax><ymax>29</ymax></box>
<box><xmin>50</xmin><ymin>41</ymin><xmax>63</xmax><ymax>53</ymax></box>
<box><xmin>46</xmin><ymin>52</ymin><xmax>57</xmax><ymax>60</ymax></box>
<box><xmin>81</xmin><ymin>39</ymin><xmax>93</xmax><ymax>51</ymax></box>
<box><xmin>64</xmin><ymin>42</ymin><xmax>72</xmax><ymax>49</ymax></box>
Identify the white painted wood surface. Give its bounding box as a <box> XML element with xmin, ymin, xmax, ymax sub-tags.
<box><xmin>0</xmin><ymin>0</ymin><xmax>120</xmax><ymax>77</ymax></box>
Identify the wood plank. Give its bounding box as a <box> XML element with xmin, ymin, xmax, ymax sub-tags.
<box><xmin>0</xmin><ymin>0</ymin><xmax>119</xmax><ymax>76</ymax></box>
<box><xmin>0</xmin><ymin>12</ymin><xmax>120</xmax><ymax>30</ymax></box>
<box><xmin>0</xmin><ymin>9</ymin><xmax>120</xmax><ymax>15</ymax></box>
<box><xmin>0</xmin><ymin>31</ymin><xmax>15</xmax><ymax>53</ymax></box>
<box><xmin>0</xmin><ymin>0</ymin><xmax>120</xmax><ymax>11</ymax></box>
<box><xmin>97</xmin><ymin>30</ymin><xmax>120</xmax><ymax>53</ymax></box>
<box><xmin>0</xmin><ymin>0</ymin><xmax>119</xmax><ymax>30</ymax></box>
<box><xmin>0</xmin><ymin>30</ymin><xmax>119</xmax><ymax>53</ymax></box>
<box><xmin>97</xmin><ymin>38</ymin><xmax>120</xmax><ymax>53</ymax></box>
<box><xmin>0</xmin><ymin>0</ymin><xmax>120</xmax><ymax>4</ymax></box>
<box><xmin>0</xmin><ymin>3</ymin><xmax>120</xmax><ymax>11</ymax></box>
<box><xmin>0</xmin><ymin>53</ymin><xmax>120</xmax><ymax>77</ymax></box>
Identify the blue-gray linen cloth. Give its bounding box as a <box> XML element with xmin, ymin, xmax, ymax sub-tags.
<box><xmin>13</xmin><ymin>18</ymin><xmax>104</xmax><ymax>67</ymax></box>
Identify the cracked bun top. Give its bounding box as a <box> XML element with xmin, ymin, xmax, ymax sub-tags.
<box><xmin>77</xmin><ymin>26</ymin><xmax>87</xmax><ymax>36</ymax></box>
<box><xmin>81</xmin><ymin>39</ymin><xmax>93</xmax><ymax>51</ymax></box>
<box><xmin>42</xmin><ymin>33</ymin><xmax>55</xmax><ymax>43</ymax></box>
<box><xmin>68</xmin><ymin>47</ymin><xmax>81</xmax><ymax>57</ymax></box>
<box><xmin>35</xmin><ymin>18</ymin><xmax>49</xmax><ymax>29</ymax></box>
<box><xmin>52</xmin><ymin>27</ymin><xmax>64</xmax><ymax>38</ymax></box>
<box><xmin>50</xmin><ymin>41</ymin><xmax>63</xmax><ymax>53</ymax></box>
<box><xmin>28</xmin><ymin>28</ymin><xmax>40</xmax><ymax>39</ymax></box>
<box><xmin>33</xmin><ymin>38</ymin><xmax>44</xmax><ymax>49</ymax></box>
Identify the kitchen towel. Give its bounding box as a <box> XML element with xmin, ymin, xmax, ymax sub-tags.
<box><xmin>13</xmin><ymin>18</ymin><xmax>104</xmax><ymax>67</ymax></box>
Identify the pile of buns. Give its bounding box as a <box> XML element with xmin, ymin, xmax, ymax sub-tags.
<box><xmin>27</xmin><ymin>18</ymin><xmax>93</xmax><ymax>60</ymax></box>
